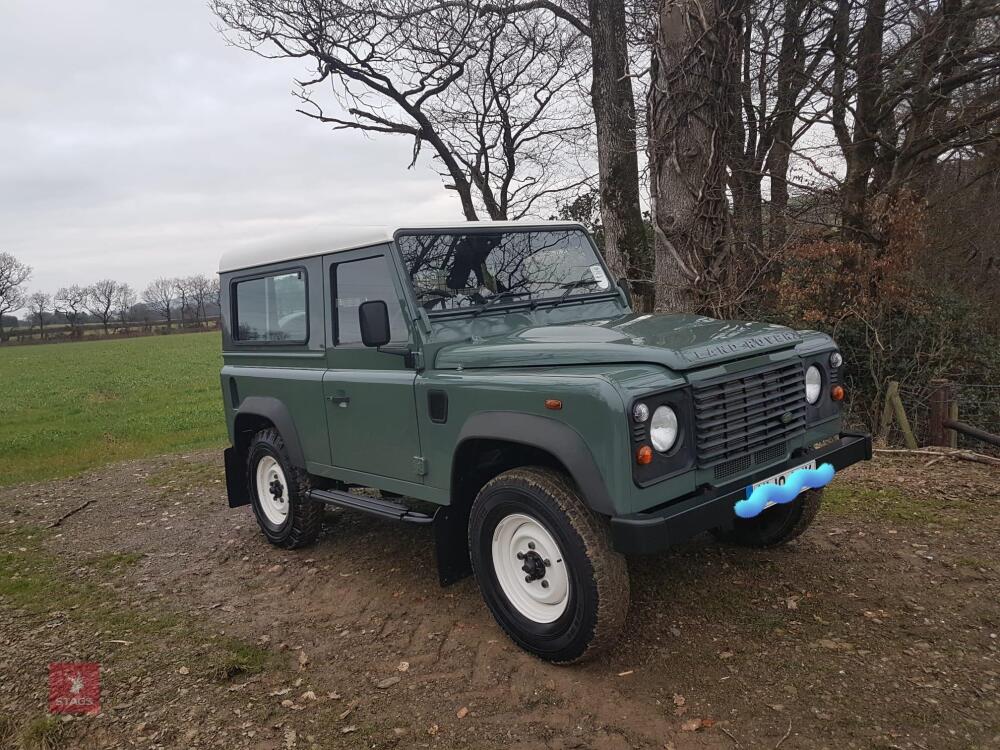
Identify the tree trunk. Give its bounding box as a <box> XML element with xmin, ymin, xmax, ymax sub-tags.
<box><xmin>840</xmin><ymin>0</ymin><xmax>886</xmax><ymax>243</ymax></box>
<box><xmin>649</xmin><ymin>0</ymin><xmax>746</xmax><ymax>314</ymax></box>
<box><xmin>730</xmin><ymin>171</ymin><xmax>763</xmax><ymax>257</ymax></box>
<box><xmin>766</xmin><ymin>0</ymin><xmax>807</xmax><ymax>252</ymax></box>
<box><xmin>588</xmin><ymin>0</ymin><xmax>651</xmax><ymax>310</ymax></box>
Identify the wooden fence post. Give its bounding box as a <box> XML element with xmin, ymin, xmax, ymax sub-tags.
<box><xmin>928</xmin><ymin>379</ymin><xmax>956</xmax><ymax>447</ymax></box>
<box><xmin>878</xmin><ymin>381</ymin><xmax>918</xmax><ymax>449</ymax></box>
<box><xmin>877</xmin><ymin>382</ymin><xmax>898</xmax><ymax>444</ymax></box>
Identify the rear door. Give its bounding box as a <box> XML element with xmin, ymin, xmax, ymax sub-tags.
<box><xmin>322</xmin><ymin>246</ymin><xmax>422</xmax><ymax>484</ymax></box>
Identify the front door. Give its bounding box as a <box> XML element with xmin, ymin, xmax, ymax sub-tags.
<box><xmin>322</xmin><ymin>246</ymin><xmax>422</xmax><ymax>484</ymax></box>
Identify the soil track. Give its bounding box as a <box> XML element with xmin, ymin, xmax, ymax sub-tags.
<box><xmin>1</xmin><ymin>452</ymin><xmax>998</xmax><ymax>749</ymax></box>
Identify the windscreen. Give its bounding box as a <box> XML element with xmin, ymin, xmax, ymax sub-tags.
<box><xmin>396</xmin><ymin>229</ymin><xmax>613</xmax><ymax>313</ymax></box>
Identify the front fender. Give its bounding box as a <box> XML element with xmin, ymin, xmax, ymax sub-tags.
<box><xmin>455</xmin><ymin>411</ymin><xmax>615</xmax><ymax>515</ymax></box>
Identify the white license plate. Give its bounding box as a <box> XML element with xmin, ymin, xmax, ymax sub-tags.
<box><xmin>749</xmin><ymin>460</ymin><xmax>816</xmax><ymax>506</ymax></box>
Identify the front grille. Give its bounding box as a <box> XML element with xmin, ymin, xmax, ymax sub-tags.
<box><xmin>694</xmin><ymin>362</ymin><xmax>805</xmax><ymax>469</ymax></box>
<box><xmin>713</xmin><ymin>454</ymin><xmax>752</xmax><ymax>481</ymax></box>
<box><xmin>713</xmin><ymin>441</ymin><xmax>788</xmax><ymax>481</ymax></box>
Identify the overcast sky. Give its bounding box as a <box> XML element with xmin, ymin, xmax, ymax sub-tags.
<box><xmin>0</xmin><ymin>0</ymin><xmax>462</xmax><ymax>296</ymax></box>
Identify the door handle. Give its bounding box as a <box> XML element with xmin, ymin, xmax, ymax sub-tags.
<box><xmin>328</xmin><ymin>395</ymin><xmax>351</xmax><ymax>407</ymax></box>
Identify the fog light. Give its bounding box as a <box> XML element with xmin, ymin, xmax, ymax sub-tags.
<box><xmin>831</xmin><ymin>385</ymin><xmax>845</xmax><ymax>401</ymax></box>
<box><xmin>636</xmin><ymin>445</ymin><xmax>653</xmax><ymax>465</ymax></box>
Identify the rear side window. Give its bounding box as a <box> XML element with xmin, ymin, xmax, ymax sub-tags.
<box><xmin>233</xmin><ymin>270</ymin><xmax>308</xmax><ymax>343</ymax></box>
<box><xmin>333</xmin><ymin>255</ymin><xmax>407</xmax><ymax>345</ymax></box>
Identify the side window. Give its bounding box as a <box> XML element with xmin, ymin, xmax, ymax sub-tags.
<box><xmin>333</xmin><ymin>255</ymin><xmax>407</xmax><ymax>345</ymax></box>
<box><xmin>233</xmin><ymin>270</ymin><xmax>307</xmax><ymax>343</ymax></box>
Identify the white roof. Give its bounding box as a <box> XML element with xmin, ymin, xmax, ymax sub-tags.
<box><xmin>217</xmin><ymin>220</ymin><xmax>585</xmax><ymax>273</ymax></box>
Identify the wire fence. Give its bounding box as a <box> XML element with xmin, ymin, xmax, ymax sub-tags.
<box><xmin>880</xmin><ymin>380</ymin><xmax>1000</xmax><ymax>454</ymax></box>
<box><xmin>954</xmin><ymin>383</ymin><xmax>1000</xmax><ymax>453</ymax></box>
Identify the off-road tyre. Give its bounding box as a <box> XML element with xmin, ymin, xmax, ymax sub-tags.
<box><xmin>713</xmin><ymin>488</ymin><xmax>823</xmax><ymax>548</ymax></box>
<box><xmin>247</xmin><ymin>428</ymin><xmax>322</xmax><ymax>549</ymax></box>
<box><xmin>468</xmin><ymin>467</ymin><xmax>629</xmax><ymax>664</ymax></box>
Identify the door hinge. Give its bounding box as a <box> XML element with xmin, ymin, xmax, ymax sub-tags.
<box><xmin>412</xmin><ymin>456</ymin><xmax>427</xmax><ymax>477</ymax></box>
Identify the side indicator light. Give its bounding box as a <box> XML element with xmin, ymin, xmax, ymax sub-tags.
<box><xmin>637</xmin><ymin>445</ymin><xmax>653</xmax><ymax>465</ymax></box>
<box><xmin>831</xmin><ymin>385</ymin><xmax>846</xmax><ymax>402</ymax></box>
<box><xmin>544</xmin><ymin>399</ymin><xmax>563</xmax><ymax>410</ymax></box>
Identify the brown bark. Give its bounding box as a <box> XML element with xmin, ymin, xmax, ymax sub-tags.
<box><xmin>765</xmin><ymin>0</ymin><xmax>807</xmax><ymax>251</ymax></box>
<box><xmin>649</xmin><ymin>0</ymin><xmax>747</xmax><ymax>314</ymax></box>
<box><xmin>840</xmin><ymin>0</ymin><xmax>886</xmax><ymax>242</ymax></box>
<box><xmin>587</xmin><ymin>0</ymin><xmax>652</xmax><ymax>309</ymax></box>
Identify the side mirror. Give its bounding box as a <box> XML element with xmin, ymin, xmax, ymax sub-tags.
<box><xmin>359</xmin><ymin>300</ymin><xmax>391</xmax><ymax>348</ymax></box>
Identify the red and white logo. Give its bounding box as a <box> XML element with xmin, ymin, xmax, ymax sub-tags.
<box><xmin>49</xmin><ymin>662</ymin><xmax>100</xmax><ymax>714</ymax></box>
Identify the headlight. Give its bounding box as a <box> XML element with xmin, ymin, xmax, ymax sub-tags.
<box><xmin>650</xmin><ymin>406</ymin><xmax>678</xmax><ymax>452</ymax></box>
<box><xmin>632</xmin><ymin>402</ymin><xmax>649</xmax><ymax>423</ymax></box>
<box><xmin>805</xmin><ymin>365</ymin><xmax>822</xmax><ymax>404</ymax></box>
<box><xmin>829</xmin><ymin>351</ymin><xmax>843</xmax><ymax>369</ymax></box>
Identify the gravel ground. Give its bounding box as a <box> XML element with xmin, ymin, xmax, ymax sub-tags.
<box><xmin>1</xmin><ymin>451</ymin><xmax>998</xmax><ymax>749</ymax></box>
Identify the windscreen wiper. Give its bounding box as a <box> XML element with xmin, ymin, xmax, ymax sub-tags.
<box><xmin>473</xmin><ymin>289</ymin><xmax>531</xmax><ymax>316</ymax></box>
<box><xmin>550</xmin><ymin>276</ymin><xmax>601</xmax><ymax>308</ymax></box>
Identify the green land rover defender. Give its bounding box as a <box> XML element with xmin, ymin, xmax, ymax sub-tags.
<box><xmin>219</xmin><ymin>221</ymin><xmax>871</xmax><ymax>663</ymax></box>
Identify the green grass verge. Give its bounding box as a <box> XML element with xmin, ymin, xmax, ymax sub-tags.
<box><xmin>823</xmin><ymin>482</ymin><xmax>967</xmax><ymax>525</ymax></box>
<box><xmin>0</xmin><ymin>332</ymin><xmax>226</xmax><ymax>486</ymax></box>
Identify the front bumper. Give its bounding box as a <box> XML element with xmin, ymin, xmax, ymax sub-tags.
<box><xmin>609</xmin><ymin>431</ymin><xmax>872</xmax><ymax>554</ymax></box>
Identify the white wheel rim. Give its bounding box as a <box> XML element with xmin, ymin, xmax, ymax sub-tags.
<box><xmin>491</xmin><ymin>513</ymin><xmax>569</xmax><ymax>623</ymax></box>
<box><xmin>255</xmin><ymin>456</ymin><xmax>289</xmax><ymax>526</ymax></box>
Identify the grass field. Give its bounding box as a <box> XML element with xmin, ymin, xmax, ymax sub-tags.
<box><xmin>0</xmin><ymin>332</ymin><xmax>225</xmax><ymax>486</ymax></box>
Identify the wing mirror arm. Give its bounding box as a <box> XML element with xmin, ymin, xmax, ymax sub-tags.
<box><xmin>358</xmin><ymin>300</ymin><xmax>417</xmax><ymax>367</ymax></box>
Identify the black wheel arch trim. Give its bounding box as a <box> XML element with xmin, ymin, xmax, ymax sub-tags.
<box><xmin>225</xmin><ymin>396</ymin><xmax>307</xmax><ymax>509</ymax></box>
<box><xmin>233</xmin><ymin>396</ymin><xmax>307</xmax><ymax>468</ymax></box>
<box><xmin>453</xmin><ymin>412</ymin><xmax>615</xmax><ymax>516</ymax></box>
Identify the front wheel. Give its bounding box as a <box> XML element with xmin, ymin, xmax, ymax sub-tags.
<box><xmin>468</xmin><ymin>467</ymin><xmax>629</xmax><ymax>664</ymax></box>
<box><xmin>713</xmin><ymin>488</ymin><xmax>823</xmax><ymax>548</ymax></box>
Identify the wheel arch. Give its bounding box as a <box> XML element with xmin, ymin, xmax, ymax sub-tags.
<box><xmin>452</xmin><ymin>412</ymin><xmax>615</xmax><ymax>516</ymax></box>
<box><xmin>233</xmin><ymin>396</ymin><xmax>307</xmax><ymax>468</ymax></box>
<box><xmin>225</xmin><ymin>396</ymin><xmax>307</xmax><ymax>509</ymax></box>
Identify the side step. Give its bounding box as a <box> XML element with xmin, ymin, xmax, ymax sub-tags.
<box><xmin>307</xmin><ymin>488</ymin><xmax>435</xmax><ymax>525</ymax></box>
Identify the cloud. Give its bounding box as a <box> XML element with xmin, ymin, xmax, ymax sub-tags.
<box><xmin>0</xmin><ymin>0</ymin><xmax>461</xmax><ymax>295</ymax></box>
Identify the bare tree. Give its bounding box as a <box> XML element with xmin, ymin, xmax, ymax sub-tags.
<box><xmin>210</xmin><ymin>277</ymin><xmax>222</xmax><ymax>316</ymax></box>
<box><xmin>824</xmin><ymin>0</ymin><xmax>1000</xmax><ymax>244</ymax></box>
<box><xmin>143</xmin><ymin>278</ymin><xmax>175</xmax><ymax>329</ymax></box>
<box><xmin>212</xmin><ymin>1</ymin><xmax>613</xmax><ymax>255</ymax></box>
<box><xmin>187</xmin><ymin>274</ymin><xmax>214</xmax><ymax>325</ymax></box>
<box><xmin>727</xmin><ymin>0</ymin><xmax>839</xmax><ymax>257</ymax></box>
<box><xmin>476</xmin><ymin>0</ymin><xmax>652</xmax><ymax>303</ymax></box>
<box><xmin>214</xmin><ymin>0</ymin><xmax>494</xmax><ymax>220</ymax></box>
<box><xmin>27</xmin><ymin>292</ymin><xmax>51</xmax><ymax>339</ymax></box>
<box><xmin>174</xmin><ymin>277</ymin><xmax>192</xmax><ymax>326</ymax></box>
<box><xmin>86</xmin><ymin>279</ymin><xmax>120</xmax><ymax>335</ymax></box>
<box><xmin>114</xmin><ymin>283</ymin><xmax>137</xmax><ymax>332</ymax></box>
<box><xmin>55</xmin><ymin>285</ymin><xmax>89</xmax><ymax>337</ymax></box>
<box><xmin>0</xmin><ymin>252</ymin><xmax>32</xmax><ymax>342</ymax></box>
<box><xmin>426</xmin><ymin>10</ymin><xmax>594</xmax><ymax>220</ymax></box>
